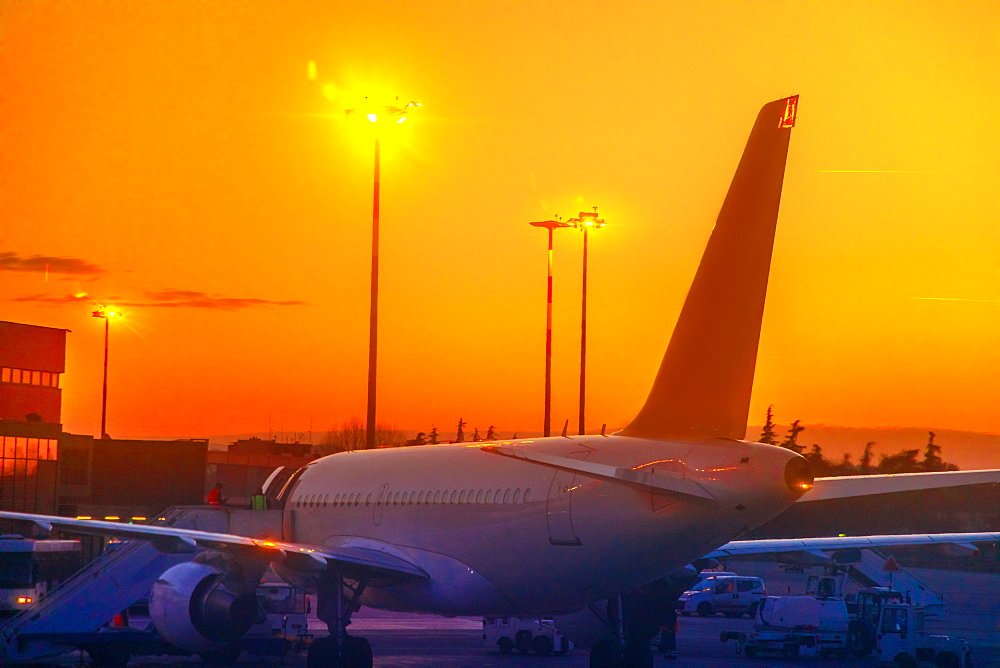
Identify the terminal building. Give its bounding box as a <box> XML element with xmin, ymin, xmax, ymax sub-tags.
<box><xmin>0</xmin><ymin>321</ymin><xmax>66</xmax><ymax>515</ymax></box>
<box><xmin>0</xmin><ymin>320</ymin><xmax>315</xmax><ymax>523</ymax></box>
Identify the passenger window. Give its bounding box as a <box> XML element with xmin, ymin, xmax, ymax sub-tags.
<box><xmin>366</xmin><ymin>493</ymin><xmax>372</xmax><ymax>506</ymax></box>
<box><xmin>503</xmin><ymin>489</ymin><xmax>511</xmax><ymax>504</ymax></box>
<box><xmin>417</xmin><ymin>491</ymin><xmax>425</xmax><ymax>504</ymax></box>
<box><xmin>475</xmin><ymin>490</ymin><xmax>483</xmax><ymax>503</ymax></box>
<box><xmin>524</xmin><ymin>488</ymin><xmax>531</xmax><ymax>503</ymax></box>
<box><xmin>513</xmin><ymin>488</ymin><xmax>522</xmax><ymax>503</ymax></box>
<box><xmin>485</xmin><ymin>490</ymin><xmax>493</xmax><ymax>503</ymax></box>
<box><xmin>459</xmin><ymin>490</ymin><xmax>468</xmax><ymax>503</ymax></box>
<box><xmin>450</xmin><ymin>490</ymin><xmax>458</xmax><ymax>504</ymax></box>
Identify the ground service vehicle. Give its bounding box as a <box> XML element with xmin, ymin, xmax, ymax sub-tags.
<box><xmin>721</xmin><ymin>596</ymin><xmax>850</xmax><ymax>659</ymax></box>
<box><xmin>849</xmin><ymin>587</ymin><xmax>906</xmax><ymax>656</ymax></box>
<box><xmin>876</xmin><ymin>603</ymin><xmax>970</xmax><ymax>667</ymax></box>
<box><xmin>250</xmin><ymin>581</ymin><xmax>311</xmax><ymax>649</ymax></box>
<box><xmin>676</xmin><ymin>575</ymin><xmax>765</xmax><ymax>617</ymax></box>
<box><xmin>0</xmin><ymin>535</ymin><xmax>82</xmax><ymax>618</ymax></box>
<box><xmin>483</xmin><ymin>617</ymin><xmax>571</xmax><ymax>656</ymax></box>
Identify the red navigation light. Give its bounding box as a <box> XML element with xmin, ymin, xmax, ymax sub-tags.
<box><xmin>778</xmin><ymin>95</ymin><xmax>799</xmax><ymax>128</ymax></box>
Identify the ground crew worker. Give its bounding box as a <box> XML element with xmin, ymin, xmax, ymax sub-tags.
<box><xmin>207</xmin><ymin>483</ymin><xmax>224</xmax><ymax>506</ymax></box>
<box><xmin>251</xmin><ymin>487</ymin><xmax>267</xmax><ymax>510</ymax></box>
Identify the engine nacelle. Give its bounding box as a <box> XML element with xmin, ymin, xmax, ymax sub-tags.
<box><xmin>149</xmin><ymin>561</ymin><xmax>258</xmax><ymax>652</ymax></box>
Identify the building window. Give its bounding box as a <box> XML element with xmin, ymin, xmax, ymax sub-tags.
<box><xmin>0</xmin><ymin>367</ymin><xmax>62</xmax><ymax>387</ymax></box>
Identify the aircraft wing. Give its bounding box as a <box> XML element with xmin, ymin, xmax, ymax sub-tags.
<box><xmin>801</xmin><ymin>469</ymin><xmax>1000</xmax><ymax>502</ymax></box>
<box><xmin>0</xmin><ymin>511</ymin><xmax>427</xmax><ymax>582</ymax></box>
<box><xmin>705</xmin><ymin>531</ymin><xmax>1000</xmax><ymax>561</ymax></box>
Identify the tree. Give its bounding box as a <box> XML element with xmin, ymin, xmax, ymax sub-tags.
<box><xmin>759</xmin><ymin>405</ymin><xmax>778</xmax><ymax>445</ymax></box>
<box><xmin>319</xmin><ymin>417</ymin><xmax>405</xmax><ymax>454</ymax></box>
<box><xmin>877</xmin><ymin>448</ymin><xmax>921</xmax><ymax>474</ymax></box>
<box><xmin>859</xmin><ymin>441</ymin><xmax>875</xmax><ymax>474</ymax></box>
<box><xmin>428</xmin><ymin>426</ymin><xmax>439</xmax><ymax>445</ymax></box>
<box><xmin>922</xmin><ymin>431</ymin><xmax>945</xmax><ymax>471</ymax></box>
<box><xmin>779</xmin><ymin>420</ymin><xmax>805</xmax><ymax>454</ymax></box>
<box><xmin>805</xmin><ymin>443</ymin><xmax>825</xmax><ymax>471</ymax></box>
<box><xmin>455</xmin><ymin>417</ymin><xmax>467</xmax><ymax>443</ymax></box>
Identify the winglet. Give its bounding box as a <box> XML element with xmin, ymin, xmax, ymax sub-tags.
<box><xmin>619</xmin><ymin>97</ymin><xmax>797</xmax><ymax>441</ymax></box>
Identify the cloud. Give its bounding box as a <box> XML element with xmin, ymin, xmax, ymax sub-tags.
<box><xmin>133</xmin><ymin>290</ymin><xmax>306</xmax><ymax>310</ymax></box>
<box><xmin>0</xmin><ymin>252</ymin><xmax>103</xmax><ymax>275</ymax></box>
<box><xmin>11</xmin><ymin>293</ymin><xmax>91</xmax><ymax>303</ymax></box>
<box><xmin>10</xmin><ymin>290</ymin><xmax>305</xmax><ymax>310</ymax></box>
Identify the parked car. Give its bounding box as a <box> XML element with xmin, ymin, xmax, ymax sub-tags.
<box><xmin>676</xmin><ymin>575</ymin><xmax>766</xmax><ymax>617</ymax></box>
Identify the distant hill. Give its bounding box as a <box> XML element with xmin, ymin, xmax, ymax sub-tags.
<box><xmin>209</xmin><ymin>426</ymin><xmax>999</xmax><ymax>471</ymax></box>
<box><xmin>746</xmin><ymin>425</ymin><xmax>1000</xmax><ymax>471</ymax></box>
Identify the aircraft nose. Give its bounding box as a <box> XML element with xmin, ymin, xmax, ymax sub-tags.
<box><xmin>784</xmin><ymin>455</ymin><xmax>814</xmax><ymax>495</ymax></box>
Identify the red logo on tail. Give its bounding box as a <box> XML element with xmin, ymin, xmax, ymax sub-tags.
<box><xmin>778</xmin><ymin>95</ymin><xmax>799</xmax><ymax>128</ymax></box>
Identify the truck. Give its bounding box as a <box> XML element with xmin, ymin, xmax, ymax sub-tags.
<box><xmin>720</xmin><ymin>595</ymin><xmax>850</xmax><ymax>659</ymax></box>
<box><xmin>875</xmin><ymin>603</ymin><xmax>970</xmax><ymax>667</ymax></box>
<box><xmin>483</xmin><ymin>617</ymin><xmax>571</xmax><ymax>656</ymax></box>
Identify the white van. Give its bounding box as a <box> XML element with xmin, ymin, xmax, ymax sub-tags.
<box><xmin>676</xmin><ymin>575</ymin><xmax>766</xmax><ymax>617</ymax></box>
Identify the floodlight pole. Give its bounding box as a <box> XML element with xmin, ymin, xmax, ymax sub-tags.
<box><xmin>568</xmin><ymin>208</ymin><xmax>606</xmax><ymax>436</ymax></box>
<box><xmin>366</xmin><ymin>137</ymin><xmax>381</xmax><ymax>450</ymax></box>
<box><xmin>92</xmin><ymin>308</ymin><xmax>116</xmax><ymax>439</ymax></box>
<box><xmin>529</xmin><ymin>219</ymin><xmax>572</xmax><ymax>437</ymax></box>
<box><xmin>101</xmin><ymin>315</ymin><xmax>109</xmax><ymax>439</ymax></box>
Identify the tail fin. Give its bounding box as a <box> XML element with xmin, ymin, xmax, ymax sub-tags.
<box><xmin>619</xmin><ymin>96</ymin><xmax>797</xmax><ymax>441</ymax></box>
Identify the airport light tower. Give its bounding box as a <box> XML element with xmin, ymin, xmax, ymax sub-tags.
<box><xmin>529</xmin><ymin>218</ymin><xmax>573</xmax><ymax>437</ymax></box>
<box><xmin>91</xmin><ymin>307</ymin><xmax>121</xmax><ymax>439</ymax></box>
<box><xmin>347</xmin><ymin>99</ymin><xmax>420</xmax><ymax>450</ymax></box>
<box><xmin>568</xmin><ymin>208</ymin><xmax>606</xmax><ymax>435</ymax></box>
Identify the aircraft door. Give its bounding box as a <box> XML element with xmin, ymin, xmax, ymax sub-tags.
<box><xmin>373</xmin><ymin>483</ymin><xmax>389</xmax><ymax>526</ymax></box>
<box><xmin>546</xmin><ymin>450</ymin><xmax>592</xmax><ymax>546</ymax></box>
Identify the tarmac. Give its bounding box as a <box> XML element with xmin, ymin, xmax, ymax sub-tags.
<box><xmin>19</xmin><ymin>561</ymin><xmax>1000</xmax><ymax>666</ymax></box>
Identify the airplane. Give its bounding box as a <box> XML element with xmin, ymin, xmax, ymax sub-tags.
<box><xmin>2</xmin><ymin>95</ymin><xmax>998</xmax><ymax>668</ymax></box>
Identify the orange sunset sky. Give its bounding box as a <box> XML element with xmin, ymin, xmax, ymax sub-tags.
<box><xmin>2</xmin><ymin>1</ymin><xmax>998</xmax><ymax>443</ymax></box>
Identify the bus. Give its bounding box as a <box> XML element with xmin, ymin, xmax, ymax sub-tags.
<box><xmin>0</xmin><ymin>534</ymin><xmax>83</xmax><ymax>618</ymax></box>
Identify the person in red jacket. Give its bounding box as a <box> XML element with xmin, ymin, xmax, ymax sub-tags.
<box><xmin>207</xmin><ymin>483</ymin><xmax>225</xmax><ymax>506</ymax></box>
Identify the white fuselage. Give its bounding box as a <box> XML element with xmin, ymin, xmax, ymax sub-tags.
<box><xmin>275</xmin><ymin>435</ymin><xmax>804</xmax><ymax>616</ymax></box>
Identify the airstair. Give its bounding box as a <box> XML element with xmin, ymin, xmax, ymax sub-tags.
<box><xmin>0</xmin><ymin>506</ymin><xmax>281</xmax><ymax>662</ymax></box>
<box><xmin>847</xmin><ymin>549</ymin><xmax>947</xmax><ymax>617</ymax></box>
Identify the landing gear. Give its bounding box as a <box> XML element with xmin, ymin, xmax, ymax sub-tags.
<box><xmin>307</xmin><ymin>570</ymin><xmax>372</xmax><ymax>668</ymax></box>
<box><xmin>589</xmin><ymin>577</ymin><xmax>691</xmax><ymax>668</ymax></box>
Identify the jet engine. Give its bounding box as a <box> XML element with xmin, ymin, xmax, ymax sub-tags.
<box><xmin>149</xmin><ymin>561</ymin><xmax>258</xmax><ymax>652</ymax></box>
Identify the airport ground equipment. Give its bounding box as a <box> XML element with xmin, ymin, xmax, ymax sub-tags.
<box><xmin>251</xmin><ymin>579</ymin><xmax>312</xmax><ymax>651</ymax></box>
<box><xmin>0</xmin><ymin>535</ymin><xmax>82</xmax><ymax>619</ymax></box>
<box><xmin>875</xmin><ymin>603</ymin><xmax>970</xmax><ymax>667</ymax></box>
<box><xmin>675</xmin><ymin>575</ymin><xmax>766</xmax><ymax>617</ymax></box>
<box><xmin>848</xmin><ymin>587</ymin><xmax>908</xmax><ymax>657</ymax></box>
<box><xmin>851</xmin><ymin>549</ymin><xmax>947</xmax><ymax>617</ymax></box>
<box><xmin>721</xmin><ymin>595</ymin><xmax>850</xmax><ymax>659</ymax></box>
<box><xmin>483</xmin><ymin>616</ymin><xmax>571</xmax><ymax>656</ymax></box>
<box><xmin>0</xmin><ymin>506</ymin><xmax>281</xmax><ymax>664</ymax></box>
